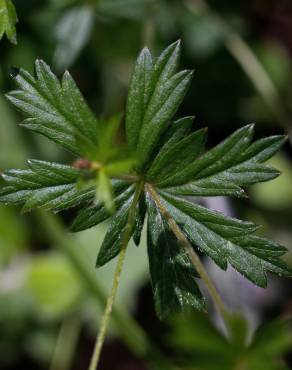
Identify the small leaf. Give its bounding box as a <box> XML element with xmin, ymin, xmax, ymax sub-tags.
<box><xmin>0</xmin><ymin>0</ymin><xmax>18</xmax><ymax>44</ymax></box>
<box><xmin>159</xmin><ymin>124</ymin><xmax>255</xmax><ymax>187</ymax></box>
<box><xmin>147</xmin><ymin>127</ymin><xmax>207</xmax><ymax>181</ymax></box>
<box><xmin>137</xmin><ymin>69</ymin><xmax>193</xmax><ymax>166</ymax></box>
<box><xmin>144</xmin><ymin>116</ymin><xmax>194</xmax><ymax>170</ymax></box>
<box><xmin>126</xmin><ymin>47</ymin><xmax>153</xmax><ymax>151</ymax></box>
<box><xmin>161</xmin><ymin>126</ymin><xmax>285</xmax><ymax>198</ymax></box>
<box><xmin>0</xmin><ymin>160</ymin><xmax>94</xmax><ymax>212</ymax></box>
<box><xmin>71</xmin><ymin>183</ymin><xmax>133</xmax><ymax>232</ymax></box>
<box><xmin>96</xmin><ymin>194</ymin><xmax>134</xmax><ymax>267</ymax></box>
<box><xmin>6</xmin><ymin>60</ymin><xmax>98</xmax><ymax>155</ymax></box>
<box><xmin>133</xmin><ymin>194</ymin><xmax>146</xmax><ymax>246</ymax></box>
<box><xmin>53</xmin><ymin>5</ymin><xmax>94</xmax><ymax>71</ymax></box>
<box><xmin>146</xmin><ymin>194</ymin><xmax>205</xmax><ymax>319</ymax></box>
<box><xmin>126</xmin><ymin>40</ymin><xmax>194</xmax><ymax>168</ymax></box>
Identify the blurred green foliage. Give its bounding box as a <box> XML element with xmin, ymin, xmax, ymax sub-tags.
<box><xmin>168</xmin><ymin>312</ymin><xmax>292</xmax><ymax>370</ymax></box>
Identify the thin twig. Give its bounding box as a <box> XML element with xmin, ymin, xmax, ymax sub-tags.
<box><xmin>145</xmin><ymin>183</ymin><xmax>230</xmax><ymax>334</ymax></box>
<box><xmin>88</xmin><ymin>181</ymin><xmax>144</xmax><ymax>370</ymax></box>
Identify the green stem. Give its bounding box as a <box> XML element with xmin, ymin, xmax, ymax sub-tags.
<box><xmin>88</xmin><ymin>246</ymin><xmax>128</xmax><ymax>370</ymax></box>
<box><xmin>50</xmin><ymin>316</ymin><xmax>81</xmax><ymax>370</ymax></box>
<box><xmin>39</xmin><ymin>211</ymin><xmax>177</xmax><ymax>370</ymax></box>
<box><xmin>145</xmin><ymin>183</ymin><xmax>230</xmax><ymax>334</ymax></box>
<box><xmin>88</xmin><ymin>181</ymin><xmax>144</xmax><ymax>370</ymax></box>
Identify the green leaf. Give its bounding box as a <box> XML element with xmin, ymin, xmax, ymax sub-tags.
<box><xmin>146</xmin><ymin>127</ymin><xmax>207</xmax><ymax>181</ymax></box>
<box><xmin>138</xmin><ymin>69</ymin><xmax>193</xmax><ymax>166</ymax></box>
<box><xmin>133</xmin><ymin>193</ymin><xmax>146</xmax><ymax>246</ymax></box>
<box><xmin>0</xmin><ymin>160</ymin><xmax>94</xmax><ymax>212</ymax></box>
<box><xmin>126</xmin><ymin>46</ymin><xmax>153</xmax><ymax>151</ymax></box>
<box><xmin>160</xmin><ymin>125</ymin><xmax>286</xmax><ymax>197</ymax></box>
<box><xmin>53</xmin><ymin>5</ymin><xmax>94</xmax><ymax>71</ymax></box>
<box><xmin>71</xmin><ymin>183</ymin><xmax>133</xmax><ymax>232</ymax></box>
<box><xmin>1</xmin><ymin>42</ymin><xmax>291</xmax><ymax>321</ymax></box>
<box><xmin>0</xmin><ymin>0</ymin><xmax>18</xmax><ymax>44</ymax></box>
<box><xmin>96</xmin><ymin>194</ymin><xmax>135</xmax><ymax>267</ymax></box>
<box><xmin>168</xmin><ymin>312</ymin><xmax>292</xmax><ymax>370</ymax></box>
<box><xmin>146</xmin><ymin>194</ymin><xmax>205</xmax><ymax>319</ymax></box>
<box><xmin>143</xmin><ymin>115</ymin><xmax>194</xmax><ymax>171</ymax></box>
<box><xmin>126</xmin><ymin>41</ymin><xmax>193</xmax><ymax>167</ymax></box>
<box><xmin>6</xmin><ymin>60</ymin><xmax>98</xmax><ymax>155</ymax></box>
<box><xmin>158</xmin><ymin>191</ymin><xmax>291</xmax><ymax>287</ymax></box>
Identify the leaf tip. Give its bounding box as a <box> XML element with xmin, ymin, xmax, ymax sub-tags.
<box><xmin>246</xmin><ymin>122</ymin><xmax>255</xmax><ymax>133</ymax></box>
<box><xmin>141</xmin><ymin>45</ymin><xmax>151</xmax><ymax>54</ymax></box>
<box><xmin>9</xmin><ymin>66</ymin><xmax>20</xmax><ymax>79</ymax></box>
<box><xmin>63</xmin><ymin>69</ymin><xmax>71</xmax><ymax>78</ymax></box>
<box><xmin>95</xmin><ymin>257</ymin><xmax>103</xmax><ymax>268</ymax></box>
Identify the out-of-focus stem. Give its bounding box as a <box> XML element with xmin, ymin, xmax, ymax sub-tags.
<box><xmin>38</xmin><ymin>211</ymin><xmax>177</xmax><ymax>370</ymax></box>
<box><xmin>50</xmin><ymin>316</ymin><xmax>81</xmax><ymax>370</ymax></box>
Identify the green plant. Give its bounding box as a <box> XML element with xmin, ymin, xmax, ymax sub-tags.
<box><xmin>1</xmin><ymin>41</ymin><xmax>291</xmax><ymax>369</ymax></box>
<box><xmin>168</xmin><ymin>312</ymin><xmax>292</xmax><ymax>370</ymax></box>
<box><xmin>0</xmin><ymin>0</ymin><xmax>18</xmax><ymax>44</ymax></box>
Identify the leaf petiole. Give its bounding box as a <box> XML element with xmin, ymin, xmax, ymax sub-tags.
<box><xmin>88</xmin><ymin>180</ymin><xmax>144</xmax><ymax>370</ymax></box>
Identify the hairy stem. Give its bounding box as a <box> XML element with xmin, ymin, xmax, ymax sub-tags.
<box><xmin>39</xmin><ymin>210</ymin><xmax>176</xmax><ymax>370</ymax></box>
<box><xmin>88</xmin><ymin>246</ymin><xmax>127</xmax><ymax>370</ymax></box>
<box><xmin>88</xmin><ymin>180</ymin><xmax>144</xmax><ymax>370</ymax></box>
<box><xmin>145</xmin><ymin>183</ymin><xmax>230</xmax><ymax>333</ymax></box>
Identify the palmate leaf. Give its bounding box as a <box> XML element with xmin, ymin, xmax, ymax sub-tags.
<box><xmin>1</xmin><ymin>41</ymin><xmax>291</xmax><ymax>320</ymax></box>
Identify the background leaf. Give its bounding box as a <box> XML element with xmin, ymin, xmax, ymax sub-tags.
<box><xmin>53</xmin><ymin>5</ymin><xmax>95</xmax><ymax>71</ymax></box>
<box><xmin>0</xmin><ymin>0</ymin><xmax>18</xmax><ymax>44</ymax></box>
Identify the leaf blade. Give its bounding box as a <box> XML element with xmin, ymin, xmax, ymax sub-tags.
<box><xmin>146</xmin><ymin>193</ymin><xmax>205</xmax><ymax>318</ymax></box>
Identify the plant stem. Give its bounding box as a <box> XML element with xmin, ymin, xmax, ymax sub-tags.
<box><xmin>145</xmin><ymin>183</ymin><xmax>230</xmax><ymax>333</ymax></box>
<box><xmin>88</xmin><ymin>181</ymin><xmax>144</xmax><ymax>370</ymax></box>
<box><xmin>88</xmin><ymin>246</ymin><xmax>128</xmax><ymax>370</ymax></box>
<box><xmin>50</xmin><ymin>316</ymin><xmax>81</xmax><ymax>370</ymax></box>
<box><xmin>39</xmin><ymin>210</ymin><xmax>177</xmax><ymax>370</ymax></box>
